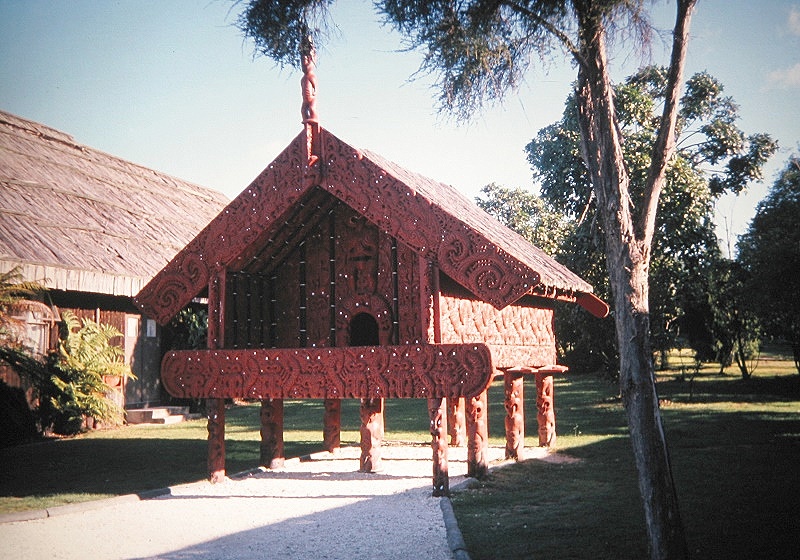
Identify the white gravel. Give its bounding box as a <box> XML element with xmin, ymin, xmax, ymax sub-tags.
<box><xmin>0</xmin><ymin>444</ymin><xmax>521</xmax><ymax>560</ymax></box>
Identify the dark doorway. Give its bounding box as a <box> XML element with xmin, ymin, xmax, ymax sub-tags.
<box><xmin>349</xmin><ymin>312</ymin><xmax>379</xmax><ymax>346</ymax></box>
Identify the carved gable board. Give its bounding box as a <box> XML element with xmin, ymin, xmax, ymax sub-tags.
<box><xmin>135</xmin><ymin>128</ymin><xmax>603</xmax><ymax>328</ymax></box>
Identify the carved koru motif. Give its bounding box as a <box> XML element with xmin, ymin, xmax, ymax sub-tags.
<box><xmin>161</xmin><ymin>344</ymin><xmax>493</xmax><ymax>400</ymax></box>
<box><xmin>437</xmin><ymin>216</ymin><xmax>539</xmax><ymax>309</ymax></box>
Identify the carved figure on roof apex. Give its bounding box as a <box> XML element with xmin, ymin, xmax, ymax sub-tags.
<box><xmin>300</xmin><ymin>35</ymin><xmax>318</xmax><ymax>124</ymax></box>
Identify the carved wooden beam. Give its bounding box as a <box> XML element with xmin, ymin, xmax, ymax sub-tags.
<box><xmin>161</xmin><ymin>343</ymin><xmax>493</xmax><ymax>400</ymax></box>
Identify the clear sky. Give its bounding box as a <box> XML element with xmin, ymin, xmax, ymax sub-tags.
<box><xmin>1</xmin><ymin>0</ymin><xmax>798</xmax><ymax>250</ymax></box>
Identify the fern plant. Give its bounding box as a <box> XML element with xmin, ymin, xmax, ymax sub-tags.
<box><xmin>40</xmin><ymin>312</ymin><xmax>135</xmax><ymax>434</ymax></box>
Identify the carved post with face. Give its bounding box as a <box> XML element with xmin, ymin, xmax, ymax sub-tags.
<box><xmin>536</xmin><ymin>372</ymin><xmax>557</xmax><ymax>447</ymax></box>
<box><xmin>447</xmin><ymin>396</ymin><xmax>466</xmax><ymax>446</ymax></box>
<box><xmin>504</xmin><ymin>371</ymin><xmax>525</xmax><ymax>460</ymax></box>
<box><xmin>429</xmin><ymin>397</ymin><xmax>449</xmax><ymax>496</ymax></box>
<box><xmin>466</xmin><ymin>389</ymin><xmax>489</xmax><ymax>479</ymax></box>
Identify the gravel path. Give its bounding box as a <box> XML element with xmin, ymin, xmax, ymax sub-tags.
<box><xmin>0</xmin><ymin>444</ymin><xmax>520</xmax><ymax>560</ymax></box>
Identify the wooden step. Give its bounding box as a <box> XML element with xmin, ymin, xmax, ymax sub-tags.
<box><xmin>126</xmin><ymin>406</ymin><xmax>201</xmax><ymax>425</ymax></box>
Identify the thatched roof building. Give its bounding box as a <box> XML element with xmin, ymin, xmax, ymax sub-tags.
<box><xmin>0</xmin><ymin>110</ymin><xmax>228</xmax><ymax>297</ymax></box>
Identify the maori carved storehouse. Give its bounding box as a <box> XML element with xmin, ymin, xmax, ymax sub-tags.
<box><xmin>135</xmin><ymin>53</ymin><xmax>607</xmax><ymax>496</ymax></box>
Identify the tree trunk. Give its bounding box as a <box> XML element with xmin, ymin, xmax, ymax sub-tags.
<box><xmin>573</xmin><ymin>2</ymin><xmax>689</xmax><ymax>557</ymax></box>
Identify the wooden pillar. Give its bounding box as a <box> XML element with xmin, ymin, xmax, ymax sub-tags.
<box><xmin>207</xmin><ymin>398</ymin><xmax>226</xmax><ymax>483</ymax></box>
<box><xmin>466</xmin><ymin>389</ymin><xmax>489</xmax><ymax>479</ymax></box>
<box><xmin>535</xmin><ymin>372</ymin><xmax>557</xmax><ymax>447</ymax></box>
<box><xmin>260</xmin><ymin>398</ymin><xmax>285</xmax><ymax>468</ymax></box>
<box><xmin>447</xmin><ymin>397</ymin><xmax>466</xmax><ymax>446</ymax></box>
<box><xmin>504</xmin><ymin>371</ymin><xmax>525</xmax><ymax>460</ymax></box>
<box><xmin>359</xmin><ymin>397</ymin><xmax>384</xmax><ymax>472</ymax></box>
<box><xmin>429</xmin><ymin>397</ymin><xmax>449</xmax><ymax>496</ymax></box>
<box><xmin>207</xmin><ymin>266</ymin><xmax>226</xmax><ymax>483</ymax></box>
<box><xmin>323</xmin><ymin>398</ymin><xmax>341</xmax><ymax>453</ymax></box>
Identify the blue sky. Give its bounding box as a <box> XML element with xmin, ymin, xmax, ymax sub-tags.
<box><xmin>1</xmin><ymin>0</ymin><xmax>798</xmax><ymax>248</ymax></box>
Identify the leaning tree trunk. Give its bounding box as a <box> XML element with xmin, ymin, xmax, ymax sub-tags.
<box><xmin>573</xmin><ymin>3</ymin><xmax>689</xmax><ymax>558</ymax></box>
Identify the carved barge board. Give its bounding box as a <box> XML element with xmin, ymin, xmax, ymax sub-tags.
<box><xmin>161</xmin><ymin>343</ymin><xmax>493</xmax><ymax>400</ymax></box>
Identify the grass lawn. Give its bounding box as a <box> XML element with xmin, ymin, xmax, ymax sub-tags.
<box><xmin>451</xmin><ymin>349</ymin><xmax>800</xmax><ymax>559</ymax></box>
<box><xmin>2</xmin><ymin>350</ymin><xmax>798</xmax><ymax>560</ymax></box>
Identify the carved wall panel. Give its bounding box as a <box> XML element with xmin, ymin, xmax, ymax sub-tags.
<box><xmin>304</xmin><ymin>222</ymin><xmax>333</xmax><ymax>348</ymax></box>
<box><xmin>439</xmin><ymin>295</ymin><xmax>555</xmax><ymax>347</ymax></box>
<box><xmin>396</xmin><ymin>241</ymin><xmax>422</xmax><ymax>344</ymax></box>
<box><xmin>161</xmin><ymin>344</ymin><xmax>493</xmax><ymax>400</ymax></box>
<box><xmin>273</xmin><ymin>255</ymin><xmax>302</xmax><ymax>348</ymax></box>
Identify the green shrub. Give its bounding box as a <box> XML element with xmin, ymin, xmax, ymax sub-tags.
<box><xmin>38</xmin><ymin>312</ymin><xmax>135</xmax><ymax>433</ymax></box>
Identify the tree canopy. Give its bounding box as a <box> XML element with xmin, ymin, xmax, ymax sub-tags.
<box><xmin>737</xmin><ymin>155</ymin><xmax>800</xmax><ymax>372</ymax></box>
<box><xmin>524</xmin><ymin>67</ymin><xmax>775</xmax><ymax>370</ymax></box>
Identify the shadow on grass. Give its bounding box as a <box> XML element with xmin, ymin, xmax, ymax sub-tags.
<box><xmin>451</xmin><ymin>372</ymin><xmax>800</xmax><ymax>560</ymax></box>
<box><xmin>0</xmin><ymin>437</ymin><xmax>322</xmax><ymax>501</ymax></box>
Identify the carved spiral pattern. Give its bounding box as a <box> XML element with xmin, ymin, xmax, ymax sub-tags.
<box><xmin>161</xmin><ymin>344</ymin><xmax>493</xmax><ymax>400</ymax></box>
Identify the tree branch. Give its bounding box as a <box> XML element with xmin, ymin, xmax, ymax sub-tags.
<box><xmin>638</xmin><ymin>0</ymin><xmax>697</xmax><ymax>249</ymax></box>
<box><xmin>500</xmin><ymin>1</ymin><xmax>587</xmax><ymax>68</ymax></box>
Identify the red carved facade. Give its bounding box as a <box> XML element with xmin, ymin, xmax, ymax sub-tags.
<box><xmin>135</xmin><ymin>126</ymin><xmax>606</xmax><ymax>495</ymax></box>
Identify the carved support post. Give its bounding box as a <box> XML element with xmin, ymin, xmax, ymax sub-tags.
<box><xmin>535</xmin><ymin>372</ymin><xmax>557</xmax><ymax>447</ymax></box>
<box><xmin>323</xmin><ymin>398</ymin><xmax>341</xmax><ymax>453</ymax></box>
<box><xmin>260</xmin><ymin>398</ymin><xmax>285</xmax><ymax>469</ymax></box>
<box><xmin>359</xmin><ymin>397</ymin><xmax>384</xmax><ymax>472</ymax></box>
<box><xmin>429</xmin><ymin>397</ymin><xmax>449</xmax><ymax>496</ymax></box>
<box><xmin>206</xmin><ymin>266</ymin><xmax>226</xmax><ymax>483</ymax></box>
<box><xmin>447</xmin><ymin>397</ymin><xmax>466</xmax><ymax>446</ymax></box>
<box><xmin>504</xmin><ymin>371</ymin><xmax>525</xmax><ymax>460</ymax></box>
<box><xmin>466</xmin><ymin>389</ymin><xmax>489</xmax><ymax>479</ymax></box>
<box><xmin>207</xmin><ymin>398</ymin><xmax>226</xmax><ymax>483</ymax></box>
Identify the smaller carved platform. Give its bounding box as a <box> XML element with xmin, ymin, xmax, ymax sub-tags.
<box><xmin>161</xmin><ymin>343</ymin><xmax>493</xmax><ymax>400</ymax></box>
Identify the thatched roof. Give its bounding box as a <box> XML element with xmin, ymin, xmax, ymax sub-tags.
<box><xmin>136</xmin><ymin>128</ymin><xmax>605</xmax><ymax>325</ymax></box>
<box><xmin>0</xmin><ymin>110</ymin><xmax>228</xmax><ymax>297</ymax></box>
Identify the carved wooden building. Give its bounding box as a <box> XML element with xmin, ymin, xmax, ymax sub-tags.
<box><xmin>135</xmin><ymin>120</ymin><xmax>607</xmax><ymax>494</ymax></box>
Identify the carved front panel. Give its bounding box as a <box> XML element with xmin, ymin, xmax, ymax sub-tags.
<box><xmin>161</xmin><ymin>344</ymin><xmax>493</xmax><ymax>400</ymax></box>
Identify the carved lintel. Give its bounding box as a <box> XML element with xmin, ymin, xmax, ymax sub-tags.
<box><xmin>161</xmin><ymin>344</ymin><xmax>493</xmax><ymax>400</ymax></box>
